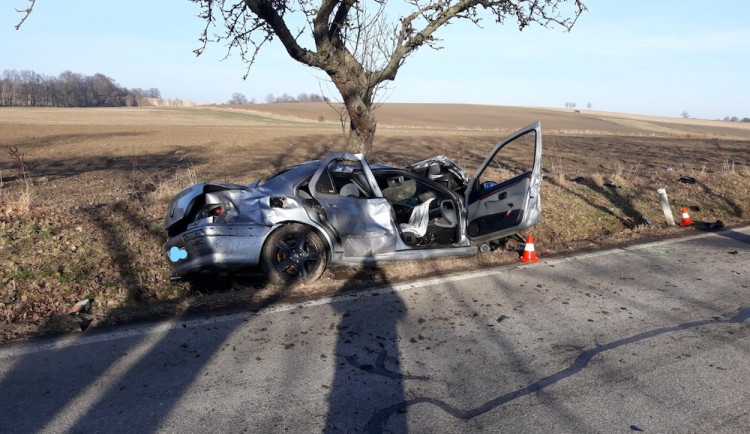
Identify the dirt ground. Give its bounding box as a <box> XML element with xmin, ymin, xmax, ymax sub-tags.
<box><xmin>1</xmin><ymin>104</ymin><xmax>749</xmax><ymax>342</ymax></box>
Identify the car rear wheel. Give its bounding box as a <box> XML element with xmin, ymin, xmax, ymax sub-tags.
<box><xmin>261</xmin><ymin>224</ymin><xmax>328</xmax><ymax>285</ymax></box>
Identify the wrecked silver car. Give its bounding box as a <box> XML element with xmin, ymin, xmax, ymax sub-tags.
<box><xmin>163</xmin><ymin>122</ymin><xmax>542</xmax><ymax>284</ymax></box>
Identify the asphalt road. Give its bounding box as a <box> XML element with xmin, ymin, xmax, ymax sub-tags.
<box><xmin>1</xmin><ymin>227</ymin><xmax>748</xmax><ymax>433</ymax></box>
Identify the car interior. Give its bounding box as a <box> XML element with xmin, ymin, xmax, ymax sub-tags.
<box><xmin>374</xmin><ymin>171</ymin><xmax>459</xmax><ymax>247</ymax></box>
<box><xmin>297</xmin><ymin>157</ymin><xmax>462</xmax><ymax>248</ymax></box>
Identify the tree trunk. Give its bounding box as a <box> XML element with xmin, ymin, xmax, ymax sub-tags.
<box><xmin>345</xmin><ymin>100</ymin><xmax>376</xmax><ymax>156</ymax></box>
<box><xmin>326</xmin><ymin>53</ymin><xmax>377</xmax><ymax>157</ymax></box>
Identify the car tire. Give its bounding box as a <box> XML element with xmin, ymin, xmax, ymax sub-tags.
<box><xmin>261</xmin><ymin>224</ymin><xmax>328</xmax><ymax>285</ymax></box>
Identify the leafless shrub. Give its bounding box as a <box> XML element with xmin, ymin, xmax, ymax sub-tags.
<box><xmin>629</xmin><ymin>157</ymin><xmax>644</xmax><ymax>179</ymax></box>
<box><xmin>127</xmin><ymin>155</ymin><xmax>195</xmax><ymax>204</ymax></box>
<box><xmin>2</xmin><ymin>146</ymin><xmax>32</xmax><ymax>215</ymax></box>
<box><xmin>612</xmin><ymin>163</ymin><xmax>625</xmax><ymax>183</ymax></box>
<box><xmin>153</xmin><ymin>160</ymin><xmax>199</xmax><ymax>204</ymax></box>
<box><xmin>548</xmin><ymin>153</ymin><xmax>567</xmax><ymax>186</ymax></box>
<box><xmin>128</xmin><ymin>156</ymin><xmax>156</xmax><ymax>202</ymax></box>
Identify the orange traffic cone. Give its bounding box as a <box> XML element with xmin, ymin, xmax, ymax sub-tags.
<box><xmin>519</xmin><ymin>235</ymin><xmax>540</xmax><ymax>263</ymax></box>
<box><xmin>680</xmin><ymin>207</ymin><xmax>694</xmax><ymax>227</ymax></box>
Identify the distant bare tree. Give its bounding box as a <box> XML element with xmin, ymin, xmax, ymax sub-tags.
<box><xmin>681</xmin><ymin>111</ymin><xmax>690</xmax><ymax>119</ymax></box>
<box><xmin>275</xmin><ymin>93</ymin><xmax>296</xmax><ymax>103</ymax></box>
<box><xmin>56</xmin><ymin>70</ymin><xmax>84</xmax><ymax>107</ymax></box>
<box><xmin>131</xmin><ymin>87</ymin><xmax>162</xmax><ymax>105</ymax></box>
<box><xmin>309</xmin><ymin>93</ymin><xmax>325</xmax><ymax>103</ymax></box>
<box><xmin>228</xmin><ymin>92</ymin><xmax>250</xmax><ymax>104</ymax></box>
<box><xmin>88</xmin><ymin>73</ymin><xmax>125</xmax><ymax>106</ymax></box>
<box><xmin>1</xmin><ymin>69</ymin><xmax>20</xmax><ymax>106</ymax></box>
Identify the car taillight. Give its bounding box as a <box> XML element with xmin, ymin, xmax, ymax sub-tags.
<box><xmin>209</xmin><ymin>206</ymin><xmax>223</xmax><ymax>217</ymax></box>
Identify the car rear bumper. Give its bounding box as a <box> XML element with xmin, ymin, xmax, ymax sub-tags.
<box><xmin>163</xmin><ymin>224</ymin><xmax>272</xmax><ymax>278</ymax></box>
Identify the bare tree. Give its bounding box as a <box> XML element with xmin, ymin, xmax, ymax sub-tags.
<box><xmin>190</xmin><ymin>0</ymin><xmax>587</xmax><ymax>154</ymax></box>
<box><xmin>16</xmin><ymin>0</ymin><xmax>587</xmax><ymax>155</ymax></box>
<box><xmin>228</xmin><ymin>92</ymin><xmax>250</xmax><ymax>104</ymax></box>
<box><xmin>309</xmin><ymin>93</ymin><xmax>325</xmax><ymax>102</ymax></box>
<box><xmin>1</xmin><ymin>69</ymin><xmax>21</xmax><ymax>106</ymax></box>
<box><xmin>276</xmin><ymin>93</ymin><xmax>297</xmax><ymax>103</ymax></box>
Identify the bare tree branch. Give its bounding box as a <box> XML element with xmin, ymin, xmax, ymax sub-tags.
<box><xmin>14</xmin><ymin>0</ymin><xmax>36</xmax><ymax>30</ymax></box>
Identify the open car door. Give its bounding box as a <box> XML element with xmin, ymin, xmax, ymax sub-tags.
<box><xmin>465</xmin><ymin>122</ymin><xmax>542</xmax><ymax>243</ymax></box>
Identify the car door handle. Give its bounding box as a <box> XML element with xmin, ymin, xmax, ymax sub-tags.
<box><xmin>497</xmin><ymin>192</ymin><xmax>507</xmax><ymax>200</ymax></box>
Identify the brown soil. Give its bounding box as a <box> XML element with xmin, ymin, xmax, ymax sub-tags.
<box><xmin>1</xmin><ymin>104</ymin><xmax>749</xmax><ymax>342</ymax></box>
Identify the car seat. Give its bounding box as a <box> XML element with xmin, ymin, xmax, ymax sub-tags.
<box><xmin>339</xmin><ymin>183</ymin><xmax>360</xmax><ymax>197</ymax></box>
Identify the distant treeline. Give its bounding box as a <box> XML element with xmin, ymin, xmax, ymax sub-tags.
<box><xmin>721</xmin><ymin>116</ymin><xmax>750</xmax><ymax>123</ymax></box>
<box><xmin>0</xmin><ymin>69</ymin><xmax>160</xmax><ymax>107</ymax></box>
<box><xmin>227</xmin><ymin>92</ymin><xmax>329</xmax><ymax>105</ymax></box>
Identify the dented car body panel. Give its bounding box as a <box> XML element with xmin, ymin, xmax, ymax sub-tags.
<box><xmin>163</xmin><ymin>122</ymin><xmax>543</xmax><ymax>283</ymax></box>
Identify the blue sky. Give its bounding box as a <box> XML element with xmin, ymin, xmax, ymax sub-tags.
<box><xmin>2</xmin><ymin>1</ymin><xmax>749</xmax><ymax>119</ymax></box>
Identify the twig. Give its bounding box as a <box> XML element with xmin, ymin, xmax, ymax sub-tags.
<box><xmin>14</xmin><ymin>0</ymin><xmax>37</xmax><ymax>30</ymax></box>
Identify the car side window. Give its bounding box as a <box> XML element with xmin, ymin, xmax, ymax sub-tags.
<box><xmin>315</xmin><ymin>158</ymin><xmax>372</xmax><ymax>198</ymax></box>
<box><xmin>477</xmin><ymin>129</ymin><xmax>537</xmax><ymax>189</ymax></box>
<box><xmin>315</xmin><ymin>170</ymin><xmax>336</xmax><ymax>195</ymax></box>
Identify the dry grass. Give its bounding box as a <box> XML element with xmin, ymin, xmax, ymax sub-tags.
<box><xmin>1</xmin><ymin>104</ymin><xmax>749</xmax><ymax>342</ymax></box>
<box><xmin>1</xmin><ymin>147</ymin><xmax>32</xmax><ymax>216</ymax></box>
<box><xmin>153</xmin><ymin>162</ymin><xmax>199</xmax><ymax>203</ymax></box>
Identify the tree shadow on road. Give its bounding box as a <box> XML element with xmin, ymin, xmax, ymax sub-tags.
<box><xmin>0</xmin><ymin>282</ymin><xmax>294</xmax><ymax>433</ymax></box>
<box><xmin>324</xmin><ymin>265</ymin><xmax>416</xmax><ymax>433</ymax></box>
